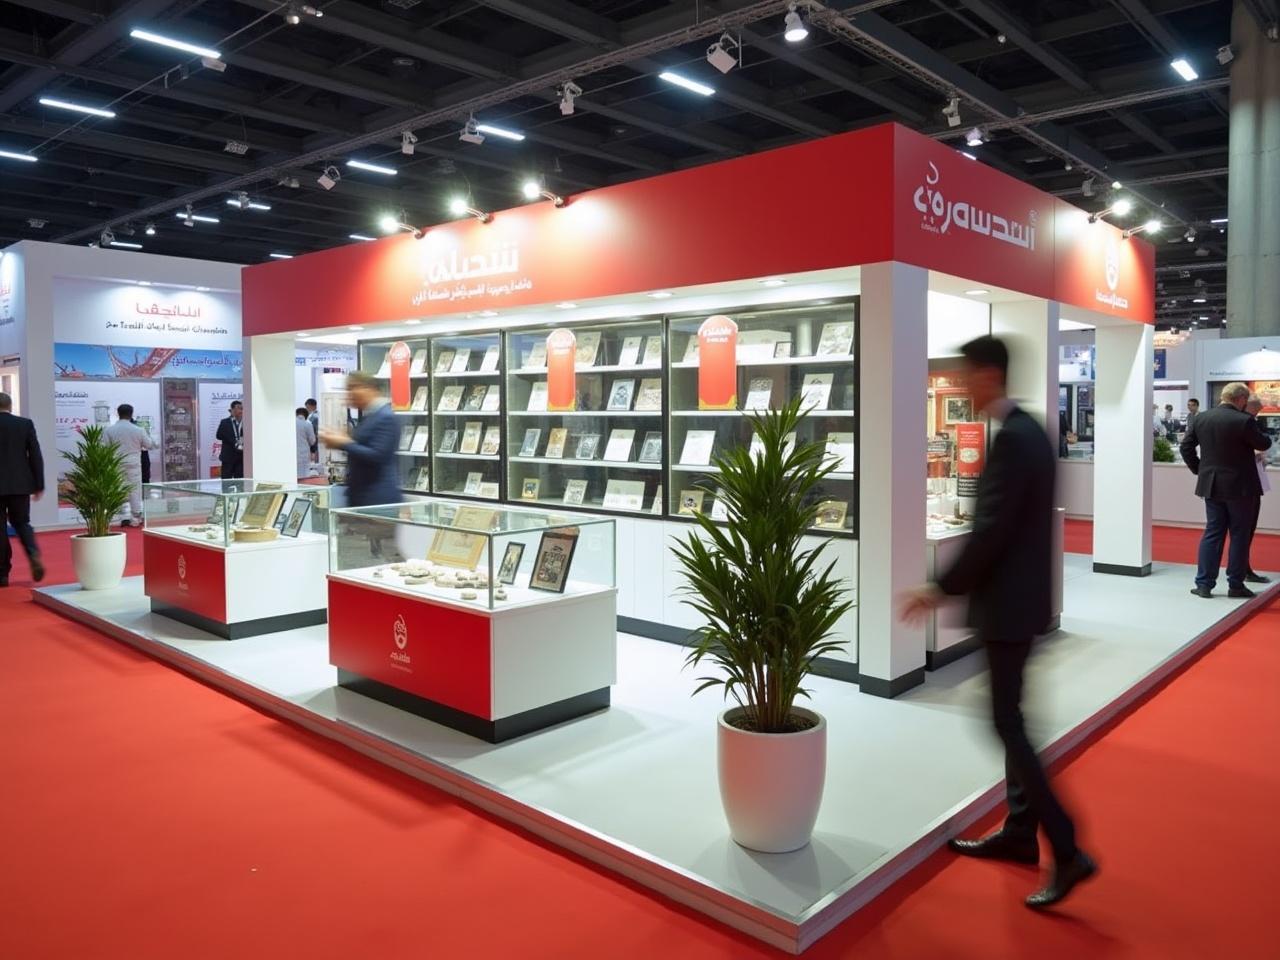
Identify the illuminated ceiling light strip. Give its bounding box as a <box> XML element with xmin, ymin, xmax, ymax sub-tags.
<box><xmin>0</xmin><ymin>148</ymin><xmax>37</xmax><ymax>162</ymax></box>
<box><xmin>659</xmin><ymin>71</ymin><xmax>714</xmax><ymax>96</ymax></box>
<box><xmin>346</xmin><ymin>159</ymin><xmax>397</xmax><ymax>175</ymax></box>
<box><xmin>174</xmin><ymin>212</ymin><xmax>219</xmax><ymax>223</ymax></box>
<box><xmin>269</xmin><ymin>252</ymin><xmax>294</xmax><ymax>259</ymax></box>
<box><xmin>475</xmin><ymin>123</ymin><xmax>524</xmax><ymax>142</ymax></box>
<box><xmin>1170</xmin><ymin>58</ymin><xmax>1198</xmax><ymax>82</ymax></box>
<box><xmin>225</xmin><ymin>198</ymin><xmax>271</xmax><ymax>211</ymax></box>
<box><xmin>39</xmin><ymin>97</ymin><xmax>116</xmax><ymax>118</ymax></box>
<box><xmin>1210</xmin><ymin>217</ymin><xmax>1228</xmax><ymax>224</ymax></box>
<box><xmin>129</xmin><ymin>28</ymin><xmax>221</xmax><ymax>59</ymax></box>
<box><xmin>349</xmin><ymin>233</ymin><xmax>376</xmax><ymax>241</ymax></box>
<box><xmin>108</xmin><ymin>241</ymin><xmax>143</xmax><ymax>249</ymax></box>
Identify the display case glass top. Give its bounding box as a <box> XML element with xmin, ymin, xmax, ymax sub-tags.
<box><xmin>329</xmin><ymin>499</ymin><xmax>615</xmax><ymax>612</ymax></box>
<box><xmin>142</xmin><ymin>479</ymin><xmax>331</xmax><ymax>548</ymax></box>
<box><xmin>432</xmin><ymin>332</ymin><xmax>503</xmax><ymax>501</ymax></box>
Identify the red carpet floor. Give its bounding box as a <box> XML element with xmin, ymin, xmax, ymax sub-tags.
<box><xmin>0</xmin><ymin>525</ymin><xmax>1275</xmax><ymax>959</ymax></box>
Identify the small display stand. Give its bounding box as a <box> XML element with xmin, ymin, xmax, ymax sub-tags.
<box><xmin>327</xmin><ymin>499</ymin><xmax>617</xmax><ymax>742</ymax></box>
<box><xmin>141</xmin><ymin>480</ymin><xmax>331</xmax><ymax>639</ymax></box>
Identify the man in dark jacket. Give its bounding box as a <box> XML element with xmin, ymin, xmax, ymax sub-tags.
<box><xmin>318</xmin><ymin>372</ymin><xmax>400</xmax><ymax>507</ymax></box>
<box><xmin>216</xmin><ymin>401</ymin><xmax>245</xmax><ymax>479</ymax></box>
<box><xmin>1180</xmin><ymin>382</ymin><xmax>1272</xmax><ymax>598</ymax></box>
<box><xmin>902</xmin><ymin>337</ymin><xmax>1094</xmax><ymax>909</ymax></box>
<box><xmin>0</xmin><ymin>392</ymin><xmax>45</xmax><ymax>585</ymax></box>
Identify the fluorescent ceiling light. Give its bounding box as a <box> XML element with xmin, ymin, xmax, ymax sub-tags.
<box><xmin>476</xmin><ymin>123</ymin><xmax>524</xmax><ymax>142</ymax></box>
<box><xmin>269</xmin><ymin>252</ymin><xmax>294</xmax><ymax>259</ymax></box>
<box><xmin>960</xmin><ymin>151</ymin><xmax>977</xmax><ymax>160</ymax></box>
<box><xmin>196</xmin><ymin>286</ymin><xmax>209</xmax><ymax>292</ymax></box>
<box><xmin>555</xmin><ymin>302</ymin><xmax>577</xmax><ymax>309</ymax></box>
<box><xmin>1170</xmin><ymin>58</ymin><xmax>1198</xmax><ymax>82</ymax></box>
<box><xmin>108</xmin><ymin>241</ymin><xmax>142</xmax><ymax>249</ymax></box>
<box><xmin>348</xmin><ymin>325</ymin><xmax>364</xmax><ymax>331</ymax></box>
<box><xmin>964</xmin><ymin>289</ymin><xmax>989</xmax><ymax>296</ymax></box>
<box><xmin>480</xmin><ymin>310</ymin><xmax>498</xmax><ymax>317</ymax></box>
<box><xmin>346</xmin><ymin>159</ymin><xmax>397</xmax><ymax>175</ymax></box>
<box><xmin>349</xmin><ymin>233</ymin><xmax>376</xmax><ymax>241</ymax></box>
<box><xmin>174</xmin><ymin>212</ymin><xmax>218</xmax><ymax>223</ymax></box>
<box><xmin>136</xmin><ymin>280</ymin><xmax>151</xmax><ymax>285</ymax></box>
<box><xmin>129</xmin><ymin>28</ymin><xmax>221</xmax><ymax>59</ymax></box>
<box><xmin>0</xmin><ymin>149</ymin><xmax>37</xmax><ymax>162</ymax></box>
<box><xmin>39</xmin><ymin>97</ymin><xmax>116</xmax><ymax>118</ymax></box>
<box><xmin>659</xmin><ymin>71</ymin><xmax>714</xmax><ymax>96</ymax></box>
<box><xmin>225</xmin><ymin>198</ymin><xmax>271</xmax><ymax>210</ymax></box>
<box><xmin>1210</xmin><ymin>217</ymin><xmax>1228</xmax><ymax>224</ymax></box>
<box><xmin>1192</xmin><ymin>298</ymin><xmax>1207</xmax><ymax>303</ymax></box>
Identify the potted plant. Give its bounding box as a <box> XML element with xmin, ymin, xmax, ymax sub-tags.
<box><xmin>64</xmin><ymin>424</ymin><xmax>133</xmax><ymax>590</ymax></box>
<box><xmin>672</xmin><ymin>398</ymin><xmax>852</xmax><ymax>853</ymax></box>
<box><xmin>1153</xmin><ymin>436</ymin><xmax>1176</xmax><ymax>463</ymax></box>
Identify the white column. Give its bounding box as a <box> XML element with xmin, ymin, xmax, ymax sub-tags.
<box><xmin>244</xmin><ymin>335</ymin><xmax>298</xmax><ymax>484</ymax></box>
<box><xmin>1093</xmin><ymin>323</ymin><xmax>1154</xmax><ymax>575</ymax></box>
<box><xmin>857</xmin><ymin>261</ymin><xmax>928</xmax><ymax>697</ymax></box>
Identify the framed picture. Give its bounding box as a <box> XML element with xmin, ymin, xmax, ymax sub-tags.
<box><xmin>281</xmin><ymin>498</ymin><xmax>312</xmax><ymax>537</ymax></box>
<box><xmin>273</xmin><ymin>501</ymin><xmax>290</xmax><ymax>529</ymax></box>
<box><xmin>813</xmin><ymin>500</ymin><xmax>848</xmax><ymax>530</ymax></box>
<box><xmin>944</xmin><ymin>396</ymin><xmax>973</xmax><ymax>423</ymax></box>
<box><xmin>678</xmin><ymin>489</ymin><xmax>705</xmax><ymax>516</ymax></box>
<box><xmin>239</xmin><ymin>482</ymin><xmax>285</xmax><ymax>529</ymax></box>
<box><xmin>529</xmin><ymin>529</ymin><xmax>579</xmax><ymax>593</ymax></box>
<box><xmin>428</xmin><ymin>526</ymin><xmax>487</xmax><ymax>569</ymax></box>
<box><xmin>207</xmin><ymin>497</ymin><xmax>226</xmax><ymax>526</ymax></box>
<box><xmin>521</xmin><ymin>478</ymin><xmax>541</xmax><ymax>500</ymax></box>
<box><xmin>496</xmin><ymin>542</ymin><xmax>525</xmax><ymax>585</ymax></box>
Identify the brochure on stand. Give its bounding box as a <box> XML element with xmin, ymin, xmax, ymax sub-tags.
<box><xmin>680</xmin><ymin>430</ymin><xmax>716</xmax><ymax>466</ymax></box>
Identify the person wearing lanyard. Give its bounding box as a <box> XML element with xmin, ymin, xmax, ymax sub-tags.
<box><xmin>216</xmin><ymin>401</ymin><xmax>245</xmax><ymax>479</ymax></box>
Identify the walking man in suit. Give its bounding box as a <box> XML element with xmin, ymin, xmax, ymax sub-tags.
<box><xmin>0</xmin><ymin>392</ymin><xmax>45</xmax><ymax>586</ymax></box>
<box><xmin>901</xmin><ymin>336</ymin><xmax>1095</xmax><ymax>909</ymax></box>
<box><xmin>1180</xmin><ymin>382</ymin><xmax>1272</xmax><ymax>598</ymax></box>
<box><xmin>216</xmin><ymin>400</ymin><xmax>245</xmax><ymax>479</ymax></box>
<box><xmin>318</xmin><ymin>373</ymin><xmax>399</xmax><ymax>508</ymax></box>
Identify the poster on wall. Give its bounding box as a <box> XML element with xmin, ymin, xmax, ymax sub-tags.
<box><xmin>1153</xmin><ymin>348</ymin><xmax>1167</xmax><ymax>380</ymax></box>
<box><xmin>53</xmin><ymin>343</ymin><xmax>242</xmax><ymax>380</ymax></box>
<box><xmin>954</xmin><ymin>422</ymin><xmax>986</xmax><ymax>502</ymax></box>
<box><xmin>53</xmin><ymin>278</ymin><xmax>241</xmax><ymax>352</ymax></box>
<box><xmin>53</xmin><ymin>379</ymin><xmax>161</xmax><ymax>521</ymax></box>
<box><xmin>198</xmin><ymin>381</ymin><xmax>243</xmax><ymax>479</ymax></box>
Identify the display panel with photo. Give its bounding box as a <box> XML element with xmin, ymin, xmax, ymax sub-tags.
<box><xmin>944</xmin><ymin>396</ymin><xmax>973</xmax><ymax>423</ymax></box>
<box><xmin>496</xmin><ymin>542</ymin><xmax>525</xmax><ymax>584</ymax></box>
<box><xmin>518</xmin><ymin>428</ymin><xmax>541</xmax><ymax>457</ymax></box>
<box><xmin>281</xmin><ymin>498</ymin><xmax>312</xmax><ymax>537</ymax></box>
<box><xmin>529</xmin><ymin>529</ymin><xmax>579</xmax><ymax>593</ymax></box>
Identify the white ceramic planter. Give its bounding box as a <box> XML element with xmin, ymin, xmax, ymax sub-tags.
<box><xmin>71</xmin><ymin>533</ymin><xmax>127</xmax><ymax>591</ymax></box>
<box><xmin>717</xmin><ymin>705</ymin><xmax>827</xmax><ymax>853</ymax></box>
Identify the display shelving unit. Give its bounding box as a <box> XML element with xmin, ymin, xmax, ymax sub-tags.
<box><xmin>431</xmin><ymin>332</ymin><xmax>504</xmax><ymax>501</ymax></box>
<box><xmin>359</xmin><ymin>336</ymin><xmax>433</xmax><ymax>496</ymax></box>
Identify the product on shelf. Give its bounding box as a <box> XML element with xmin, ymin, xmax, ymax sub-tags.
<box><xmin>518</xmin><ymin>428</ymin><xmax>541</xmax><ymax>457</ymax></box>
<box><xmin>678</xmin><ymin>489</ymin><xmax>705</xmax><ymax>515</ymax></box>
<box><xmin>603</xmin><ymin>428</ymin><xmax>634</xmax><ymax>462</ymax></box>
<box><xmin>638</xmin><ymin>432</ymin><xmax>663</xmax><ymax>463</ymax></box>
<box><xmin>607</xmin><ymin>379</ymin><xmax>635</xmax><ymax>411</ymax></box>
<box><xmin>680</xmin><ymin>430</ymin><xmax>716</xmax><ymax>466</ymax></box>
<box><xmin>563</xmin><ymin>478</ymin><xmax>588</xmax><ymax>505</ymax></box>
<box><xmin>459</xmin><ymin>421</ymin><xmax>482</xmax><ymax>454</ymax></box>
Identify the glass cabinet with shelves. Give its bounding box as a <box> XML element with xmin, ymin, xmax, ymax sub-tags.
<box><xmin>505</xmin><ymin>319</ymin><xmax>666</xmax><ymax>514</ymax></box>
<box><xmin>666</xmin><ymin>301</ymin><xmax>858</xmax><ymax>534</ymax></box>
<box><xmin>431</xmin><ymin>332</ymin><xmax>504</xmax><ymax>501</ymax></box>
<box><xmin>360</xmin><ymin>337</ymin><xmax>433</xmax><ymax>495</ymax></box>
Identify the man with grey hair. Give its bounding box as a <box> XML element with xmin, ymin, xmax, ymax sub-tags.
<box><xmin>1242</xmin><ymin>395</ymin><xmax>1271</xmax><ymax>584</ymax></box>
<box><xmin>0</xmin><ymin>391</ymin><xmax>45</xmax><ymax>585</ymax></box>
<box><xmin>1180</xmin><ymin>382</ymin><xmax>1272</xmax><ymax>597</ymax></box>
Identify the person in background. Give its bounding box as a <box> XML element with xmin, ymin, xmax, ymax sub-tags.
<box><xmin>1162</xmin><ymin>403</ymin><xmax>1179</xmax><ymax>441</ymax></box>
<box><xmin>1180</xmin><ymin>382</ymin><xmax>1272</xmax><ymax>598</ymax></box>
<box><xmin>901</xmin><ymin>336</ymin><xmax>1095</xmax><ymax>909</ymax></box>
<box><xmin>1243</xmin><ymin>395</ymin><xmax>1270</xmax><ymax>585</ymax></box>
<box><xmin>305</xmin><ymin>398</ymin><xmax>319</xmax><ymax>459</ymax></box>
<box><xmin>216</xmin><ymin>401</ymin><xmax>245</xmax><ymax>479</ymax></box>
<box><xmin>1058</xmin><ymin>407</ymin><xmax>1070</xmax><ymax>459</ymax></box>
<box><xmin>104</xmin><ymin>403</ymin><xmax>157</xmax><ymax>528</ymax></box>
<box><xmin>1152</xmin><ymin>404</ymin><xmax>1165</xmax><ymax>437</ymax></box>
<box><xmin>295</xmin><ymin>406</ymin><xmax>316</xmax><ymax>480</ymax></box>
<box><xmin>0</xmin><ymin>391</ymin><xmax>45</xmax><ymax>586</ymax></box>
<box><xmin>1185</xmin><ymin>398</ymin><xmax>1201</xmax><ymax>433</ymax></box>
<box><xmin>318</xmin><ymin>372</ymin><xmax>399</xmax><ymax>507</ymax></box>
<box><xmin>135</xmin><ymin>415</ymin><xmax>151</xmax><ymax>485</ymax></box>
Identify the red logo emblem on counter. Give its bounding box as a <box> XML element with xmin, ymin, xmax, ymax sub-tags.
<box><xmin>390</xmin><ymin>613</ymin><xmax>412</xmax><ymax>671</ymax></box>
<box><xmin>177</xmin><ymin>553</ymin><xmax>188</xmax><ymax>591</ymax></box>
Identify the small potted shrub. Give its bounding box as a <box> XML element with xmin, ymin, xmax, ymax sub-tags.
<box><xmin>672</xmin><ymin>398</ymin><xmax>852</xmax><ymax>853</ymax></box>
<box><xmin>1153</xmin><ymin>436</ymin><xmax>1176</xmax><ymax>463</ymax></box>
<box><xmin>64</xmin><ymin>425</ymin><xmax>133</xmax><ymax>590</ymax></box>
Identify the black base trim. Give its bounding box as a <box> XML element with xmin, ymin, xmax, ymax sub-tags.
<box><xmin>337</xmin><ymin>669</ymin><xmax>610</xmax><ymax>743</ymax></box>
<box><xmin>150</xmin><ymin>601</ymin><xmax>327</xmax><ymax>640</ymax></box>
<box><xmin>858</xmin><ymin>667</ymin><xmax>926</xmax><ymax>698</ymax></box>
<box><xmin>925</xmin><ymin>634</ymin><xmax>980</xmax><ymax>670</ymax></box>
<box><xmin>1092</xmin><ymin>562</ymin><xmax>1152</xmax><ymax>577</ymax></box>
<box><xmin>617</xmin><ymin>615</ymin><xmax>694</xmax><ymax>646</ymax></box>
<box><xmin>811</xmin><ymin>656</ymin><xmax>859</xmax><ymax>683</ymax></box>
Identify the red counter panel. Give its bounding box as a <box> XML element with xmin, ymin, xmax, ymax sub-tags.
<box><xmin>143</xmin><ymin>533</ymin><xmax>227</xmax><ymax>623</ymax></box>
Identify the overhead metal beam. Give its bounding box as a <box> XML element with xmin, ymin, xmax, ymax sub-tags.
<box><xmin>953</xmin><ymin>0</ymin><xmax>1093</xmax><ymax>91</ymax></box>
<box><xmin>470</xmin><ymin>0</ymin><xmax>622</xmax><ymax>47</ymax></box>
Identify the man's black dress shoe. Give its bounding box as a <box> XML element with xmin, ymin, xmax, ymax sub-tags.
<box><xmin>1026</xmin><ymin>851</ymin><xmax>1098</xmax><ymax>909</ymax></box>
<box><xmin>1244</xmin><ymin>573</ymin><xmax>1271</xmax><ymax>584</ymax></box>
<box><xmin>1227</xmin><ymin>585</ymin><xmax>1256</xmax><ymax>599</ymax></box>
<box><xmin>1189</xmin><ymin>586</ymin><xmax>1213</xmax><ymax>598</ymax></box>
<box><xmin>31</xmin><ymin>556</ymin><xmax>45</xmax><ymax>583</ymax></box>
<box><xmin>948</xmin><ymin>831</ymin><xmax>1039</xmax><ymax>865</ymax></box>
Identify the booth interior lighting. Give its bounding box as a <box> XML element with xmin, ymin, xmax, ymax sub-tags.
<box><xmin>942</xmin><ymin>97</ymin><xmax>961</xmax><ymax>128</ymax></box>
<box><xmin>348</xmin><ymin>326</ymin><xmax>363</xmax><ymax>331</ymax></box>
<box><xmin>521</xmin><ymin>180</ymin><xmax>565</xmax><ymax>206</ymax></box>
<box><xmin>965</xmin><ymin>289</ymin><xmax>989</xmax><ymax>296</ymax></box>
<box><xmin>480</xmin><ymin>310</ymin><xmax>499</xmax><ymax>317</ymax></box>
<box><xmin>0</xmin><ymin>149</ymin><xmax>37</xmax><ymax>162</ymax></box>
<box><xmin>174</xmin><ymin>211</ymin><xmax>218</xmax><ymax>223</ymax></box>
<box><xmin>347</xmin><ymin>159</ymin><xmax>397</xmax><ymax>175</ymax></box>
<box><xmin>39</xmin><ymin>97</ymin><xmax>115</xmax><ymax>118</ymax></box>
<box><xmin>349</xmin><ymin>233</ymin><xmax>376</xmax><ymax>241</ymax></box>
<box><xmin>476</xmin><ymin>123</ymin><xmax>525</xmax><ymax>142</ymax></box>
<box><xmin>659</xmin><ymin>71</ymin><xmax>714</xmax><ymax>96</ymax></box>
<box><xmin>108</xmin><ymin>241</ymin><xmax>142</xmax><ymax>249</ymax></box>
<box><xmin>269</xmin><ymin>252</ymin><xmax>294</xmax><ymax>259</ymax></box>
<box><xmin>448</xmin><ymin>197</ymin><xmax>492</xmax><ymax>222</ymax></box>
<box><xmin>783</xmin><ymin>4</ymin><xmax>809</xmax><ymax>42</ymax></box>
<box><xmin>129</xmin><ymin>28</ymin><xmax>221</xmax><ymax>59</ymax></box>
<box><xmin>648</xmin><ymin>291</ymin><xmax>673</xmax><ymax>299</ymax></box>
<box><xmin>459</xmin><ymin>117</ymin><xmax>484</xmax><ymax>145</ymax></box>
<box><xmin>144</xmin><ymin>223</ymin><xmax>155</xmax><ymax>235</ymax></box>
<box><xmin>759</xmin><ymin>277</ymin><xmax>787</xmax><ymax>287</ymax></box>
<box><xmin>558</xmin><ymin>81</ymin><xmax>582</xmax><ymax>115</ymax></box>
<box><xmin>1170</xmin><ymin>58</ymin><xmax>1199</xmax><ymax>81</ymax></box>
<box><xmin>1111</xmin><ymin>180</ymin><xmax>1123</xmax><ymax>190</ymax></box>
<box><xmin>401</xmin><ymin>131</ymin><xmax>417</xmax><ymax>155</ymax></box>
<box><xmin>706</xmin><ymin>33</ymin><xmax>740</xmax><ymax>74</ymax></box>
<box><xmin>556</xmin><ymin>302</ymin><xmax>577</xmax><ymax>309</ymax></box>
<box><xmin>1210</xmin><ymin>217</ymin><xmax>1228</xmax><ymax>224</ymax></box>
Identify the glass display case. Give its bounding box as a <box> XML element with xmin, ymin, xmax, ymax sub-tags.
<box><xmin>360</xmin><ymin>337</ymin><xmax>433</xmax><ymax>495</ymax></box>
<box><xmin>666</xmin><ymin>301</ymin><xmax>857</xmax><ymax>534</ymax></box>
<box><xmin>926</xmin><ymin>365</ymin><xmax>979</xmax><ymax>538</ymax></box>
<box><xmin>329</xmin><ymin>500</ymin><xmax>616</xmax><ymax>611</ymax></box>
<box><xmin>505</xmin><ymin>319</ymin><xmax>665</xmax><ymax>514</ymax></box>
<box><xmin>431</xmin><ymin>332</ymin><xmax>503</xmax><ymax>501</ymax></box>
<box><xmin>142</xmin><ymin>479</ymin><xmax>331</xmax><ymax>546</ymax></box>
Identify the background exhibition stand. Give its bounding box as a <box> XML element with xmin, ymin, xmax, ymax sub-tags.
<box><xmin>240</xmin><ymin>122</ymin><xmax>1158</xmax><ymax>698</ymax></box>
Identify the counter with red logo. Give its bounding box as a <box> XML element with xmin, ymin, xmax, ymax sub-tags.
<box><xmin>143</xmin><ymin>528</ymin><xmax>329</xmax><ymax>639</ymax></box>
<box><xmin>326</xmin><ymin>573</ymin><xmax>616</xmax><ymax>742</ymax></box>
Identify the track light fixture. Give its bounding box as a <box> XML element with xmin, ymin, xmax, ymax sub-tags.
<box><xmin>378</xmin><ymin>212</ymin><xmax>421</xmax><ymax>238</ymax></box>
<box><xmin>144</xmin><ymin>222</ymin><xmax>155</xmax><ymax>236</ymax></box>
<box><xmin>448</xmin><ymin>197</ymin><xmax>491</xmax><ymax>223</ymax></box>
<box><xmin>1081</xmin><ymin>176</ymin><xmax>1096</xmax><ymax>198</ymax></box>
<box><xmin>521</xmin><ymin>179</ymin><xmax>565</xmax><ymax>207</ymax></box>
<box><xmin>964</xmin><ymin>127</ymin><xmax>985</xmax><ymax>147</ymax></box>
<box><xmin>459</xmin><ymin>116</ymin><xmax>484</xmax><ymax>145</ymax></box>
<box><xmin>100</xmin><ymin>228</ymin><xmax>115</xmax><ymax>246</ymax></box>
<box><xmin>1122</xmin><ymin>219</ymin><xmax>1162</xmax><ymax>239</ymax></box>
<box><xmin>1088</xmin><ymin>197</ymin><xmax>1131</xmax><ymax>223</ymax></box>
<box><xmin>401</xmin><ymin>130</ymin><xmax>418</xmax><ymax>155</ymax></box>
<box><xmin>942</xmin><ymin>97</ymin><xmax>961</xmax><ymax>128</ymax></box>
<box><xmin>706</xmin><ymin>33</ymin><xmax>741</xmax><ymax>74</ymax></box>
<box><xmin>1217</xmin><ymin>44</ymin><xmax>1234</xmax><ymax>65</ymax></box>
<box><xmin>278</xmin><ymin>176</ymin><xmax>299</xmax><ymax>189</ymax></box>
<box><xmin>783</xmin><ymin>3</ymin><xmax>808</xmax><ymax>42</ymax></box>
<box><xmin>1184</xmin><ymin>226</ymin><xmax>1197</xmax><ymax>243</ymax></box>
<box><xmin>558</xmin><ymin>81</ymin><xmax>582</xmax><ymax>115</ymax></box>
<box><xmin>28</xmin><ymin>218</ymin><xmax>46</xmax><ymax>229</ymax></box>
<box><xmin>285</xmin><ymin>4</ymin><xmax>301</xmax><ymax>25</ymax></box>
<box><xmin>317</xmin><ymin>165</ymin><xmax>340</xmax><ymax>190</ymax></box>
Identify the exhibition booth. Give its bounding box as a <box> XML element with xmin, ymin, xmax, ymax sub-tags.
<box><xmin>34</xmin><ymin>124</ymin><xmax>1279</xmax><ymax>952</ymax></box>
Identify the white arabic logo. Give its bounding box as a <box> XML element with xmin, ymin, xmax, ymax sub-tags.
<box><xmin>393</xmin><ymin>613</ymin><xmax>407</xmax><ymax>650</ymax></box>
<box><xmin>912</xmin><ymin>162</ymin><xmax>1036</xmax><ymax>250</ymax></box>
<box><xmin>177</xmin><ymin>554</ymin><xmax>187</xmax><ymax>580</ymax></box>
<box><xmin>1104</xmin><ymin>238</ymin><xmax>1120</xmax><ymax>292</ymax></box>
<box><xmin>411</xmin><ymin>242</ymin><xmax>533</xmax><ymax>306</ymax></box>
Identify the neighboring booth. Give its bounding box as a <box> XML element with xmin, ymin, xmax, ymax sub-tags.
<box><xmin>241</xmin><ymin>123</ymin><xmax>1156</xmax><ymax>697</ymax></box>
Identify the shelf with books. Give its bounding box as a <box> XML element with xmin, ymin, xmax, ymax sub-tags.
<box><xmin>669</xmin><ymin>409</ymin><xmax>857</xmax><ymax>418</ymax></box>
<box><xmin>394</xmin><ymin>410</ymin><xmax>432</xmax><ymax>417</ymax></box>
<box><xmin>509</xmin><ymin>409</ymin><xmax>662</xmax><ymax>418</ymax></box>
<box><xmin>670</xmin><ymin>354</ymin><xmax>854</xmax><ymax>370</ymax></box>
<box><xmin>509</xmin><ymin>362</ymin><xmax>664</xmax><ymax>377</ymax></box>
<box><xmin>436</xmin><ymin>452</ymin><xmax>501</xmax><ymax>461</ymax></box>
<box><xmin>510</xmin><ymin>455</ymin><xmax>663</xmax><ymax>471</ymax></box>
<box><xmin>432</xmin><ymin>369</ymin><xmax>502</xmax><ymax>379</ymax></box>
<box><xmin>432</xmin><ymin>331</ymin><xmax>504</xmax><ymax>501</ymax></box>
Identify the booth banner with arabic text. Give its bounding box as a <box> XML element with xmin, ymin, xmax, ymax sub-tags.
<box><xmin>53</xmin><ymin>277</ymin><xmax>242</xmax><ymax>351</ymax></box>
<box><xmin>54</xmin><ymin>343</ymin><xmax>243</xmax><ymax>380</ymax></box>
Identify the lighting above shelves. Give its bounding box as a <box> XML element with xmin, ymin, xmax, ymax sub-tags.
<box><xmin>759</xmin><ymin>277</ymin><xmax>786</xmax><ymax>287</ymax></box>
<box><xmin>448</xmin><ymin>197</ymin><xmax>491</xmax><ymax>223</ymax></box>
<box><xmin>659</xmin><ymin>71</ymin><xmax>714</xmax><ymax>96</ymax></box>
<box><xmin>1170</xmin><ymin>58</ymin><xmax>1198</xmax><ymax>82</ymax></box>
<box><xmin>39</xmin><ymin>97</ymin><xmax>115</xmax><ymax>118</ymax></box>
<box><xmin>521</xmin><ymin>179</ymin><xmax>564</xmax><ymax>206</ymax></box>
<box><xmin>555</xmin><ymin>302</ymin><xmax>577</xmax><ymax>309</ymax></box>
<box><xmin>965</xmin><ymin>289</ymin><xmax>989</xmax><ymax>296</ymax></box>
<box><xmin>108</xmin><ymin>241</ymin><xmax>142</xmax><ymax>249</ymax></box>
<box><xmin>477</xmin><ymin>123</ymin><xmax>525</xmax><ymax>142</ymax></box>
<box><xmin>1210</xmin><ymin>217</ymin><xmax>1228</xmax><ymax>224</ymax></box>
<box><xmin>347</xmin><ymin>159</ymin><xmax>397</xmax><ymax>175</ymax></box>
<box><xmin>175</xmin><ymin>211</ymin><xmax>219</xmax><ymax>224</ymax></box>
<box><xmin>349</xmin><ymin>233</ymin><xmax>376</xmax><ymax>242</ymax></box>
<box><xmin>129</xmin><ymin>28</ymin><xmax>221</xmax><ymax>60</ymax></box>
<box><xmin>648</xmin><ymin>291</ymin><xmax>673</xmax><ymax>299</ymax></box>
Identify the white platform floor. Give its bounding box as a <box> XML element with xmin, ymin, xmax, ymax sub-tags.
<box><xmin>35</xmin><ymin>555</ymin><xmax>1276</xmax><ymax>953</ymax></box>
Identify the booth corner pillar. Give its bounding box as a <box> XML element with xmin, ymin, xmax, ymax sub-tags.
<box><xmin>857</xmin><ymin>262</ymin><xmax>927</xmax><ymax>698</ymax></box>
<box><xmin>244</xmin><ymin>335</ymin><xmax>298</xmax><ymax>483</ymax></box>
<box><xmin>1093</xmin><ymin>323</ymin><xmax>1154</xmax><ymax>576</ymax></box>
<box><xmin>1227</xmin><ymin>1</ymin><xmax>1280</xmax><ymax>339</ymax></box>
<box><xmin>991</xmin><ymin>300</ymin><xmax>1064</xmax><ymax>626</ymax></box>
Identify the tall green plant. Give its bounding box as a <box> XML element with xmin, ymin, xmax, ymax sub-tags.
<box><xmin>63</xmin><ymin>425</ymin><xmax>132</xmax><ymax>537</ymax></box>
<box><xmin>672</xmin><ymin>398</ymin><xmax>853</xmax><ymax>733</ymax></box>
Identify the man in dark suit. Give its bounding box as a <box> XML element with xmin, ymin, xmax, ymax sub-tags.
<box><xmin>1180</xmin><ymin>382</ymin><xmax>1272</xmax><ymax>597</ymax></box>
<box><xmin>318</xmin><ymin>372</ymin><xmax>400</xmax><ymax>507</ymax></box>
<box><xmin>902</xmin><ymin>336</ymin><xmax>1094</xmax><ymax>909</ymax></box>
<box><xmin>216</xmin><ymin>401</ymin><xmax>245</xmax><ymax>479</ymax></box>
<box><xmin>0</xmin><ymin>392</ymin><xmax>46</xmax><ymax>586</ymax></box>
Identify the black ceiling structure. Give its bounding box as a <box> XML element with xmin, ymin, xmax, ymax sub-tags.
<box><xmin>0</xmin><ymin>0</ymin><xmax>1235</xmax><ymax>329</ymax></box>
